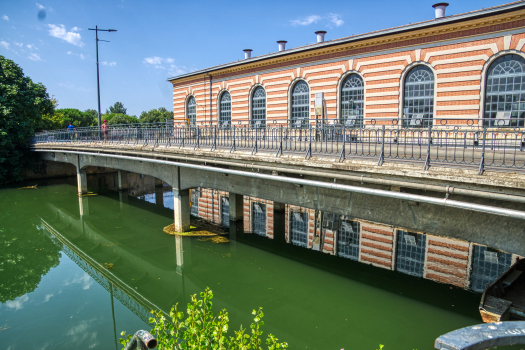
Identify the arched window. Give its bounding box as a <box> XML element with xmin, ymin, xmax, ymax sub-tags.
<box><xmin>484</xmin><ymin>54</ymin><xmax>525</xmax><ymax>127</ymax></box>
<box><xmin>251</xmin><ymin>87</ymin><xmax>266</xmax><ymax>128</ymax></box>
<box><xmin>291</xmin><ymin>81</ymin><xmax>309</xmax><ymax>127</ymax></box>
<box><xmin>219</xmin><ymin>91</ymin><xmax>231</xmax><ymax>128</ymax></box>
<box><xmin>341</xmin><ymin>74</ymin><xmax>364</xmax><ymax>128</ymax></box>
<box><xmin>403</xmin><ymin>66</ymin><xmax>434</xmax><ymax>127</ymax></box>
<box><xmin>187</xmin><ymin>96</ymin><xmax>196</xmax><ymax>126</ymax></box>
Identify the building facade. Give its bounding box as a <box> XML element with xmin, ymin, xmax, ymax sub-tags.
<box><xmin>169</xmin><ymin>2</ymin><xmax>525</xmax><ymax>128</ymax></box>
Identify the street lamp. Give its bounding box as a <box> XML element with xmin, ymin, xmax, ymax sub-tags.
<box><xmin>88</xmin><ymin>26</ymin><xmax>117</xmax><ymax>130</ymax></box>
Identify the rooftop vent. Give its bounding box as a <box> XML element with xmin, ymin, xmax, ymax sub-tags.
<box><xmin>277</xmin><ymin>40</ymin><xmax>287</xmax><ymax>52</ymax></box>
<box><xmin>432</xmin><ymin>2</ymin><xmax>449</xmax><ymax>19</ymax></box>
<box><xmin>243</xmin><ymin>49</ymin><xmax>252</xmax><ymax>59</ymax></box>
<box><xmin>315</xmin><ymin>31</ymin><xmax>327</xmax><ymax>43</ymax></box>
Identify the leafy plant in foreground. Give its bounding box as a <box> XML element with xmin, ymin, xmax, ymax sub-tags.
<box><xmin>119</xmin><ymin>288</ymin><xmax>287</xmax><ymax>350</ymax></box>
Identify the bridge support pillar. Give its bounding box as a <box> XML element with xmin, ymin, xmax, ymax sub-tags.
<box><xmin>173</xmin><ymin>189</ymin><xmax>191</xmax><ymax>232</ymax></box>
<box><xmin>229</xmin><ymin>194</ymin><xmax>244</xmax><ymax>223</ymax></box>
<box><xmin>155</xmin><ymin>178</ymin><xmax>163</xmax><ymax>187</ymax></box>
<box><xmin>77</xmin><ymin>169</ymin><xmax>88</xmax><ymax>194</ymax></box>
<box><xmin>118</xmin><ymin>170</ymin><xmax>128</xmax><ymax>191</ymax></box>
<box><xmin>273</xmin><ymin>202</ymin><xmax>286</xmax><ymax>242</ymax></box>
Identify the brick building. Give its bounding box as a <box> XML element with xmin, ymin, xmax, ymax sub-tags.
<box><xmin>169</xmin><ymin>1</ymin><xmax>525</xmax><ymax>128</ymax></box>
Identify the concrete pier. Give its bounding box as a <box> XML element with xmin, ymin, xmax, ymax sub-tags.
<box><xmin>77</xmin><ymin>169</ymin><xmax>88</xmax><ymax>194</ymax></box>
<box><xmin>173</xmin><ymin>189</ymin><xmax>190</xmax><ymax>232</ymax></box>
<box><xmin>118</xmin><ymin>170</ymin><xmax>128</xmax><ymax>191</ymax></box>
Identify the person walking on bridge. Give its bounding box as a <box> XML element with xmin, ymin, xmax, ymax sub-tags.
<box><xmin>67</xmin><ymin>123</ymin><xmax>76</xmax><ymax>141</ymax></box>
<box><xmin>101</xmin><ymin>119</ymin><xmax>109</xmax><ymax>142</ymax></box>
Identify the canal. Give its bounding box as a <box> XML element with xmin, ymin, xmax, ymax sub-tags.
<box><xmin>0</xmin><ymin>174</ymin><xmax>519</xmax><ymax>349</ymax></box>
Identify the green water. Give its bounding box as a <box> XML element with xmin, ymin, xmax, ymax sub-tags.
<box><xmin>0</xmin><ymin>179</ymin><xmax>498</xmax><ymax>349</ymax></box>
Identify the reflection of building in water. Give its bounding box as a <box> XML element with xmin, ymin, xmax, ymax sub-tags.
<box><xmin>183</xmin><ymin>186</ymin><xmax>521</xmax><ymax>292</ymax></box>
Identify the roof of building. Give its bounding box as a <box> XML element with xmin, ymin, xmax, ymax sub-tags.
<box><xmin>168</xmin><ymin>1</ymin><xmax>525</xmax><ymax>82</ymax></box>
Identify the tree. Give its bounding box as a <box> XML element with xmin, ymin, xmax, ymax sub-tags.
<box><xmin>40</xmin><ymin>97</ymin><xmax>62</xmax><ymax>131</ymax></box>
<box><xmin>106</xmin><ymin>101</ymin><xmax>127</xmax><ymax>115</ymax></box>
<box><xmin>104</xmin><ymin>113</ymin><xmax>138</xmax><ymax>125</ymax></box>
<box><xmin>85</xmin><ymin>109</ymin><xmax>98</xmax><ymax>121</ymax></box>
<box><xmin>57</xmin><ymin>108</ymin><xmax>97</xmax><ymax>128</ymax></box>
<box><xmin>139</xmin><ymin>107</ymin><xmax>173</xmax><ymax>124</ymax></box>
<box><xmin>0</xmin><ymin>55</ymin><xmax>54</xmax><ymax>184</ymax></box>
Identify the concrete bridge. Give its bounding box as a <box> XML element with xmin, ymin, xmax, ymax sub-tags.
<box><xmin>31</xmin><ymin>139</ymin><xmax>525</xmax><ymax>256</ymax></box>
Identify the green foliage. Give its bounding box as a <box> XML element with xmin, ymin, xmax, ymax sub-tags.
<box><xmin>106</xmin><ymin>101</ymin><xmax>127</xmax><ymax>115</ymax></box>
<box><xmin>139</xmin><ymin>107</ymin><xmax>173</xmax><ymax>124</ymax></box>
<box><xmin>85</xmin><ymin>109</ymin><xmax>98</xmax><ymax>121</ymax></box>
<box><xmin>0</xmin><ymin>55</ymin><xmax>54</xmax><ymax>184</ymax></box>
<box><xmin>104</xmin><ymin>113</ymin><xmax>139</xmax><ymax>125</ymax></box>
<box><xmin>119</xmin><ymin>288</ymin><xmax>288</xmax><ymax>350</ymax></box>
<box><xmin>55</xmin><ymin>108</ymin><xmax>97</xmax><ymax>128</ymax></box>
<box><xmin>40</xmin><ymin>97</ymin><xmax>62</xmax><ymax>131</ymax></box>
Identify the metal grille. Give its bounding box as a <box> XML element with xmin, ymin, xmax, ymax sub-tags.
<box><xmin>403</xmin><ymin>66</ymin><xmax>434</xmax><ymax>128</ymax></box>
<box><xmin>291</xmin><ymin>81</ymin><xmax>309</xmax><ymax>128</ymax></box>
<box><xmin>251</xmin><ymin>202</ymin><xmax>267</xmax><ymax>236</ymax></box>
<box><xmin>251</xmin><ymin>87</ymin><xmax>266</xmax><ymax>128</ymax></box>
<box><xmin>336</xmin><ymin>218</ymin><xmax>360</xmax><ymax>260</ymax></box>
<box><xmin>221</xmin><ymin>196</ymin><xmax>229</xmax><ymax>228</ymax></box>
<box><xmin>341</xmin><ymin>74</ymin><xmax>364</xmax><ymax>128</ymax></box>
<box><xmin>396</xmin><ymin>230</ymin><xmax>426</xmax><ymax>277</ymax></box>
<box><xmin>484</xmin><ymin>54</ymin><xmax>525</xmax><ymax>128</ymax></box>
<box><xmin>187</xmin><ymin>96</ymin><xmax>196</xmax><ymax>126</ymax></box>
<box><xmin>470</xmin><ymin>245</ymin><xmax>512</xmax><ymax>293</ymax></box>
<box><xmin>289</xmin><ymin>209</ymin><xmax>308</xmax><ymax>247</ymax></box>
<box><xmin>191</xmin><ymin>188</ymin><xmax>200</xmax><ymax>216</ymax></box>
<box><xmin>219</xmin><ymin>92</ymin><xmax>231</xmax><ymax>128</ymax></box>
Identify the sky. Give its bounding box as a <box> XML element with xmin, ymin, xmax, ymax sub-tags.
<box><xmin>0</xmin><ymin>0</ymin><xmax>510</xmax><ymax>117</ymax></box>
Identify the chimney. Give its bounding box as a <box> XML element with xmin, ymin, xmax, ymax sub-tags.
<box><xmin>315</xmin><ymin>31</ymin><xmax>327</xmax><ymax>43</ymax></box>
<box><xmin>277</xmin><ymin>40</ymin><xmax>287</xmax><ymax>52</ymax></box>
<box><xmin>243</xmin><ymin>49</ymin><xmax>252</xmax><ymax>59</ymax></box>
<box><xmin>432</xmin><ymin>2</ymin><xmax>449</xmax><ymax>19</ymax></box>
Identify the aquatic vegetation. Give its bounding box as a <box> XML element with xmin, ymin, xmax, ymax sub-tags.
<box><xmin>119</xmin><ymin>288</ymin><xmax>288</xmax><ymax>350</ymax></box>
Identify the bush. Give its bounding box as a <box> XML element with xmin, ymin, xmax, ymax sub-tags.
<box><xmin>119</xmin><ymin>288</ymin><xmax>288</xmax><ymax>350</ymax></box>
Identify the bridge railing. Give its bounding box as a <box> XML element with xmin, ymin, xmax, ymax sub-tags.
<box><xmin>31</xmin><ymin>121</ymin><xmax>525</xmax><ymax>174</ymax></box>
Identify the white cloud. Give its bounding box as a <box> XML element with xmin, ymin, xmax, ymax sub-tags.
<box><xmin>144</xmin><ymin>56</ymin><xmax>163</xmax><ymax>65</ymax></box>
<box><xmin>168</xmin><ymin>64</ymin><xmax>187</xmax><ymax>76</ymax></box>
<box><xmin>14</xmin><ymin>41</ymin><xmax>23</xmax><ymax>47</ymax></box>
<box><xmin>6</xmin><ymin>295</ymin><xmax>29</xmax><ymax>310</ymax></box>
<box><xmin>43</xmin><ymin>294</ymin><xmax>54</xmax><ymax>302</ymax></box>
<box><xmin>101</xmin><ymin>61</ymin><xmax>116</xmax><ymax>66</ymax></box>
<box><xmin>290</xmin><ymin>15</ymin><xmax>321</xmax><ymax>26</ymax></box>
<box><xmin>26</xmin><ymin>44</ymin><xmax>37</xmax><ymax>50</ymax></box>
<box><xmin>165</xmin><ymin>58</ymin><xmax>174</xmax><ymax>64</ymax></box>
<box><xmin>327</xmin><ymin>13</ymin><xmax>344</xmax><ymax>27</ymax></box>
<box><xmin>2</xmin><ymin>15</ymin><xmax>8</xmax><ymax>21</ymax></box>
<box><xmin>28</xmin><ymin>53</ymin><xmax>42</xmax><ymax>61</ymax></box>
<box><xmin>71</xmin><ymin>27</ymin><xmax>80</xmax><ymax>32</ymax></box>
<box><xmin>64</xmin><ymin>273</ymin><xmax>93</xmax><ymax>290</ymax></box>
<box><xmin>0</xmin><ymin>41</ymin><xmax>10</xmax><ymax>50</ymax></box>
<box><xmin>47</xmin><ymin>24</ymin><xmax>84</xmax><ymax>47</ymax></box>
<box><xmin>67</xmin><ymin>51</ymin><xmax>85</xmax><ymax>59</ymax></box>
<box><xmin>36</xmin><ymin>3</ymin><xmax>45</xmax><ymax>10</ymax></box>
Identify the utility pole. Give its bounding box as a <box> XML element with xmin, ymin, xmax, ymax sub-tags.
<box><xmin>88</xmin><ymin>26</ymin><xmax>117</xmax><ymax>131</ymax></box>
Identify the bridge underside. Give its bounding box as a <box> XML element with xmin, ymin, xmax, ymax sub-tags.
<box><xmin>32</xmin><ymin>148</ymin><xmax>525</xmax><ymax>256</ymax></box>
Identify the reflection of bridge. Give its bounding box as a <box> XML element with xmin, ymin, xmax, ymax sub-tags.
<box><xmin>31</xmin><ymin>141</ymin><xmax>525</xmax><ymax>256</ymax></box>
<box><xmin>41</xmin><ymin>218</ymin><xmax>163</xmax><ymax>324</ymax></box>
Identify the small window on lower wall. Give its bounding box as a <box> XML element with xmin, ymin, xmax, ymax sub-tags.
<box><xmin>221</xmin><ymin>196</ymin><xmax>229</xmax><ymax>228</ymax></box>
<box><xmin>251</xmin><ymin>202</ymin><xmax>267</xmax><ymax>236</ymax></box>
<box><xmin>191</xmin><ymin>188</ymin><xmax>200</xmax><ymax>217</ymax></box>
<box><xmin>336</xmin><ymin>217</ymin><xmax>360</xmax><ymax>261</ymax></box>
<box><xmin>395</xmin><ymin>230</ymin><xmax>426</xmax><ymax>277</ymax></box>
<box><xmin>469</xmin><ymin>245</ymin><xmax>512</xmax><ymax>293</ymax></box>
<box><xmin>289</xmin><ymin>209</ymin><xmax>308</xmax><ymax>247</ymax></box>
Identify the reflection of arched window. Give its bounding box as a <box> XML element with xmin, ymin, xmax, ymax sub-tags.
<box><xmin>403</xmin><ymin>66</ymin><xmax>434</xmax><ymax>127</ymax></box>
<box><xmin>187</xmin><ymin>96</ymin><xmax>196</xmax><ymax>126</ymax></box>
<box><xmin>485</xmin><ymin>54</ymin><xmax>525</xmax><ymax>127</ymax></box>
<box><xmin>219</xmin><ymin>91</ymin><xmax>231</xmax><ymax>128</ymax></box>
<box><xmin>251</xmin><ymin>87</ymin><xmax>266</xmax><ymax>128</ymax></box>
<box><xmin>341</xmin><ymin>74</ymin><xmax>364</xmax><ymax>128</ymax></box>
<box><xmin>291</xmin><ymin>81</ymin><xmax>309</xmax><ymax>127</ymax></box>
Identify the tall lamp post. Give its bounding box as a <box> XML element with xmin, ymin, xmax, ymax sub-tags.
<box><xmin>88</xmin><ymin>26</ymin><xmax>117</xmax><ymax>130</ymax></box>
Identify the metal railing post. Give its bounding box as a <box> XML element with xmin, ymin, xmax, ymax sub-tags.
<box><xmin>230</xmin><ymin>125</ymin><xmax>236</xmax><ymax>153</ymax></box>
<box><xmin>276</xmin><ymin>124</ymin><xmax>283</xmax><ymax>157</ymax></box>
<box><xmin>479</xmin><ymin>127</ymin><xmax>487</xmax><ymax>175</ymax></box>
<box><xmin>338</xmin><ymin>125</ymin><xmax>346</xmax><ymax>162</ymax></box>
<box><xmin>378</xmin><ymin>125</ymin><xmax>385</xmax><ymax>166</ymax></box>
<box><xmin>424</xmin><ymin>123</ymin><xmax>432</xmax><ymax>170</ymax></box>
